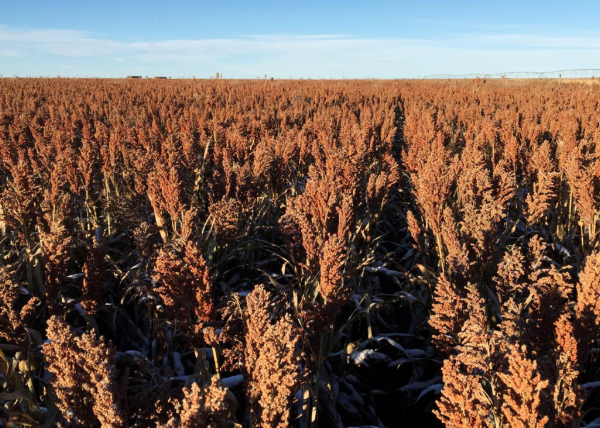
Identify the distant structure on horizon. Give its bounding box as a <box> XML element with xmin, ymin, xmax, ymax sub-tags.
<box><xmin>126</xmin><ymin>76</ymin><xmax>142</xmax><ymax>79</ymax></box>
<box><xmin>153</xmin><ymin>76</ymin><xmax>167</xmax><ymax>79</ymax></box>
<box><xmin>423</xmin><ymin>68</ymin><xmax>600</xmax><ymax>79</ymax></box>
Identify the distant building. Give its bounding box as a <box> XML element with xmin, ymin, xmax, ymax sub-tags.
<box><xmin>126</xmin><ymin>76</ymin><xmax>142</xmax><ymax>79</ymax></box>
<box><xmin>153</xmin><ymin>76</ymin><xmax>167</xmax><ymax>79</ymax></box>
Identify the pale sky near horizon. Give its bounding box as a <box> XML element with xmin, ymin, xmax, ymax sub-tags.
<box><xmin>1</xmin><ymin>0</ymin><xmax>599</xmax><ymax>78</ymax></box>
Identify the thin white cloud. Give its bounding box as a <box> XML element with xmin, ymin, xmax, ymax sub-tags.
<box><xmin>477</xmin><ymin>34</ymin><xmax>600</xmax><ymax>49</ymax></box>
<box><xmin>0</xmin><ymin>26</ymin><xmax>127</xmax><ymax>57</ymax></box>
<box><xmin>0</xmin><ymin>49</ymin><xmax>20</xmax><ymax>57</ymax></box>
<box><xmin>0</xmin><ymin>25</ymin><xmax>599</xmax><ymax>77</ymax></box>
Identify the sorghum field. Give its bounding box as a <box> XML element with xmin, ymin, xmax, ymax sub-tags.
<box><xmin>0</xmin><ymin>78</ymin><xmax>599</xmax><ymax>428</ymax></box>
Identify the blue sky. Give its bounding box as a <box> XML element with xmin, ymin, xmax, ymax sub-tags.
<box><xmin>1</xmin><ymin>1</ymin><xmax>599</xmax><ymax>78</ymax></box>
